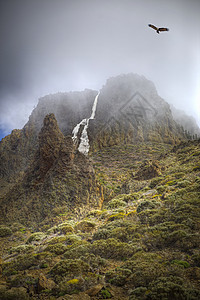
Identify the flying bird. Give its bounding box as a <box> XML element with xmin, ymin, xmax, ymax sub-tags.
<box><xmin>148</xmin><ymin>24</ymin><xmax>169</xmax><ymax>34</ymax></box>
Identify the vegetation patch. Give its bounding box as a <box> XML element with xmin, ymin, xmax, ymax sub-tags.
<box><xmin>0</xmin><ymin>225</ymin><xmax>12</xmax><ymax>237</ymax></box>
<box><xmin>26</xmin><ymin>232</ymin><xmax>46</xmax><ymax>243</ymax></box>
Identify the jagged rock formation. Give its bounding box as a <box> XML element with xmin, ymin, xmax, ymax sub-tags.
<box><xmin>0</xmin><ymin>73</ymin><xmax>200</xmax><ymax>299</ymax></box>
<box><xmin>0</xmin><ymin>89</ymin><xmax>97</xmax><ymax>183</ymax></box>
<box><xmin>89</xmin><ymin>74</ymin><xmax>187</xmax><ymax>150</ymax></box>
<box><xmin>0</xmin><ymin>114</ymin><xmax>103</xmax><ymax>226</ymax></box>
<box><xmin>0</xmin><ymin>73</ymin><xmax>199</xmax><ymax>225</ymax></box>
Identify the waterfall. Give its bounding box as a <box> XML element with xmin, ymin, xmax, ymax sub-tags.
<box><xmin>72</xmin><ymin>92</ymin><xmax>100</xmax><ymax>155</ymax></box>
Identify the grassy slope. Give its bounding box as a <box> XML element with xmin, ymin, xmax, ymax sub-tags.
<box><xmin>0</xmin><ymin>140</ymin><xmax>200</xmax><ymax>299</ymax></box>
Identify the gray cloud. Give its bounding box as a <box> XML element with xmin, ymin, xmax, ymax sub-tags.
<box><xmin>0</xmin><ymin>0</ymin><xmax>200</xmax><ymax>138</ymax></box>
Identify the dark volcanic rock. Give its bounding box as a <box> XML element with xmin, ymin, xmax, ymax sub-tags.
<box><xmin>0</xmin><ymin>114</ymin><xmax>103</xmax><ymax>226</ymax></box>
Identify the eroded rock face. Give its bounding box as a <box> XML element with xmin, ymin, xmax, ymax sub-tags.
<box><xmin>0</xmin><ymin>114</ymin><xmax>103</xmax><ymax>225</ymax></box>
<box><xmin>0</xmin><ymin>73</ymin><xmax>197</xmax><ymax>226</ymax></box>
<box><xmin>88</xmin><ymin>74</ymin><xmax>186</xmax><ymax>150</ymax></box>
<box><xmin>0</xmin><ymin>74</ymin><xmax>192</xmax><ymax>187</ymax></box>
<box><xmin>0</xmin><ymin>89</ymin><xmax>97</xmax><ymax>183</ymax></box>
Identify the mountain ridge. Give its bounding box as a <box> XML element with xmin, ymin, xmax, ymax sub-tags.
<box><xmin>0</xmin><ymin>73</ymin><xmax>200</xmax><ymax>299</ymax></box>
<box><xmin>0</xmin><ymin>73</ymin><xmax>199</xmax><ymax>224</ymax></box>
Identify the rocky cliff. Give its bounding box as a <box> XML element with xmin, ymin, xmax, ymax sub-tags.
<box><xmin>0</xmin><ymin>73</ymin><xmax>198</xmax><ymax>225</ymax></box>
<box><xmin>0</xmin><ymin>114</ymin><xmax>103</xmax><ymax>226</ymax></box>
<box><xmin>88</xmin><ymin>74</ymin><xmax>186</xmax><ymax>150</ymax></box>
<box><xmin>0</xmin><ymin>74</ymin><xmax>200</xmax><ymax>299</ymax></box>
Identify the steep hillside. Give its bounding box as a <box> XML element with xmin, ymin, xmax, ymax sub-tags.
<box><xmin>0</xmin><ymin>89</ymin><xmax>97</xmax><ymax>184</ymax></box>
<box><xmin>0</xmin><ymin>74</ymin><xmax>200</xmax><ymax>299</ymax></box>
<box><xmin>0</xmin><ymin>74</ymin><xmax>189</xmax><ymax>187</ymax></box>
<box><xmin>0</xmin><ymin>114</ymin><xmax>103</xmax><ymax>226</ymax></box>
<box><xmin>0</xmin><ymin>139</ymin><xmax>199</xmax><ymax>299</ymax></box>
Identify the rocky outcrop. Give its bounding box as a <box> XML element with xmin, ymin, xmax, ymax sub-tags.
<box><xmin>0</xmin><ymin>73</ymin><xmax>199</xmax><ymax>226</ymax></box>
<box><xmin>0</xmin><ymin>114</ymin><xmax>103</xmax><ymax>226</ymax></box>
<box><xmin>0</xmin><ymin>89</ymin><xmax>97</xmax><ymax>183</ymax></box>
<box><xmin>88</xmin><ymin>74</ymin><xmax>187</xmax><ymax>150</ymax></box>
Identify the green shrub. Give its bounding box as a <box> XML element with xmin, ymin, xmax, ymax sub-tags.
<box><xmin>64</xmin><ymin>242</ymin><xmax>91</xmax><ymax>259</ymax></box>
<box><xmin>171</xmin><ymin>260</ymin><xmax>190</xmax><ymax>268</ymax></box>
<box><xmin>80</xmin><ymin>253</ymin><xmax>107</xmax><ymax>271</ymax></box>
<box><xmin>65</xmin><ymin>234</ymin><xmax>82</xmax><ymax>245</ymax></box>
<box><xmin>86</xmin><ymin>210</ymin><xmax>102</xmax><ymax>217</ymax></box>
<box><xmin>0</xmin><ymin>287</ymin><xmax>28</xmax><ymax>300</ymax></box>
<box><xmin>106</xmin><ymin>198</ymin><xmax>127</xmax><ymax>209</ymax></box>
<box><xmin>46</xmin><ymin>236</ymin><xmax>66</xmax><ymax>245</ymax></box>
<box><xmin>90</xmin><ymin>238</ymin><xmax>137</xmax><ymax>259</ymax></box>
<box><xmin>74</xmin><ymin>220</ymin><xmax>96</xmax><ymax>232</ymax></box>
<box><xmin>177</xmin><ymin>180</ymin><xmax>191</xmax><ymax>188</ymax></box>
<box><xmin>0</xmin><ymin>225</ymin><xmax>12</xmax><ymax>237</ymax></box>
<box><xmin>57</xmin><ymin>223</ymin><xmax>74</xmax><ymax>234</ymax></box>
<box><xmin>50</xmin><ymin>259</ymin><xmax>90</xmax><ymax>282</ymax></box>
<box><xmin>2</xmin><ymin>253</ymin><xmax>39</xmax><ymax>275</ymax></box>
<box><xmin>148</xmin><ymin>276</ymin><xmax>200</xmax><ymax>300</ymax></box>
<box><xmin>93</xmin><ymin>228</ymin><xmax>110</xmax><ymax>240</ymax></box>
<box><xmin>100</xmin><ymin>288</ymin><xmax>112</xmax><ymax>299</ymax></box>
<box><xmin>193</xmin><ymin>165</ymin><xmax>200</xmax><ymax>171</ymax></box>
<box><xmin>58</xmin><ymin>278</ymin><xmax>83</xmax><ymax>295</ymax></box>
<box><xmin>105</xmin><ymin>268</ymin><xmax>132</xmax><ymax>286</ymax></box>
<box><xmin>129</xmin><ymin>287</ymin><xmax>148</xmax><ymax>300</ymax></box>
<box><xmin>93</xmin><ymin>220</ymin><xmax>139</xmax><ymax>243</ymax></box>
<box><xmin>137</xmin><ymin>200</ymin><xmax>160</xmax><ymax>213</ymax></box>
<box><xmin>26</xmin><ymin>232</ymin><xmax>46</xmax><ymax>243</ymax></box>
<box><xmin>44</xmin><ymin>242</ymin><xmax>68</xmax><ymax>255</ymax></box>
<box><xmin>107</xmin><ymin>212</ymin><xmax>125</xmax><ymax>222</ymax></box>
<box><xmin>8</xmin><ymin>274</ymin><xmax>37</xmax><ymax>288</ymax></box>
<box><xmin>173</xmin><ymin>172</ymin><xmax>185</xmax><ymax>179</ymax></box>
<box><xmin>156</xmin><ymin>185</ymin><xmax>166</xmax><ymax>193</ymax></box>
<box><xmin>149</xmin><ymin>177</ymin><xmax>164</xmax><ymax>188</ymax></box>
<box><xmin>165</xmin><ymin>180</ymin><xmax>178</xmax><ymax>186</ymax></box>
<box><xmin>9</xmin><ymin>244</ymin><xmax>34</xmax><ymax>254</ymax></box>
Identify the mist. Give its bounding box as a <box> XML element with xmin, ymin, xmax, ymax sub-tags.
<box><xmin>0</xmin><ymin>0</ymin><xmax>200</xmax><ymax>139</ymax></box>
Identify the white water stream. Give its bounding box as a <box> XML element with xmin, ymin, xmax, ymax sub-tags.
<box><xmin>72</xmin><ymin>92</ymin><xmax>100</xmax><ymax>155</ymax></box>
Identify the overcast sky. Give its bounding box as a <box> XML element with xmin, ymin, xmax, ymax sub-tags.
<box><xmin>0</xmin><ymin>0</ymin><xmax>200</xmax><ymax>139</ymax></box>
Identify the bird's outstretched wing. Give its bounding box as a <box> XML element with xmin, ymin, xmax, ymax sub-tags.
<box><xmin>148</xmin><ymin>24</ymin><xmax>158</xmax><ymax>31</ymax></box>
<box><xmin>158</xmin><ymin>27</ymin><xmax>169</xmax><ymax>32</ymax></box>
